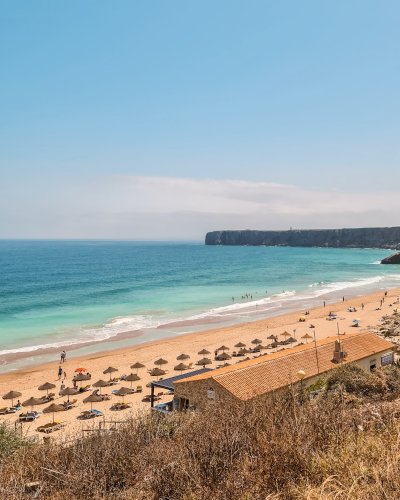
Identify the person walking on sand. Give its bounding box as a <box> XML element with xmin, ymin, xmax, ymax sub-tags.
<box><xmin>61</xmin><ymin>350</ymin><xmax>66</xmax><ymax>363</ymax></box>
<box><xmin>362</xmin><ymin>303</ymin><xmax>364</xmax><ymax>310</ymax></box>
<box><xmin>63</xmin><ymin>371</ymin><xmax>67</xmax><ymax>380</ymax></box>
<box><xmin>324</xmin><ymin>301</ymin><xmax>325</xmax><ymax>307</ymax></box>
<box><xmin>59</xmin><ymin>381</ymin><xmax>65</xmax><ymax>395</ymax></box>
<box><xmin>343</xmin><ymin>297</ymin><xmax>344</xmax><ymax>302</ymax></box>
<box><xmin>58</xmin><ymin>366</ymin><xmax>62</xmax><ymax>379</ymax></box>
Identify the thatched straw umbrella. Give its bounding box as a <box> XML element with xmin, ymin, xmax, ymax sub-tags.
<box><xmin>2</xmin><ymin>390</ymin><xmax>22</xmax><ymax>407</ymax></box>
<box><xmin>149</xmin><ymin>368</ymin><xmax>166</xmax><ymax>380</ymax></box>
<box><xmin>103</xmin><ymin>367</ymin><xmax>118</xmax><ymax>381</ymax></box>
<box><xmin>92</xmin><ymin>380</ymin><xmax>109</xmax><ymax>395</ymax></box>
<box><xmin>198</xmin><ymin>349</ymin><xmax>211</xmax><ymax>356</ymax></box>
<box><xmin>43</xmin><ymin>403</ymin><xmax>65</xmax><ymax>423</ymax></box>
<box><xmin>287</xmin><ymin>337</ymin><xmax>297</xmax><ymax>344</ymax></box>
<box><xmin>280</xmin><ymin>332</ymin><xmax>291</xmax><ymax>338</ymax></box>
<box><xmin>60</xmin><ymin>387</ymin><xmax>79</xmax><ymax>402</ymax></box>
<box><xmin>176</xmin><ymin>354</ymin><xmax>190</xmax><ymax>361</ymax></box>
<box><xmin>130</xmin><ymin>362</ymin><xmax>145</xmax><ymax>374</ymax></box>
<box><xmin>267</xmin><ymin>335</ymin><xmax>277</xmax><ymax>340</ymax></box>
<box><xmin>154</xmin><ymin>358</ymin><xmax>168</xmax><ymax>367</ymax></box>
<box><xmin>217</xmin><ymin>345</ymin><xmax>229</xmax><ymax>351</ymax></box>
<box><xmin>114</xmin><ymin>386</ymin><xmax>132</xmax><ymax>403</ymax></box>
<box><xmin>74</xmin><ymin>372</ymin><xmax>90</xmax><ymax>387</ymax></box>
<box><xmin>174</xmin><ymin>363</ymin><xmax>188</xmax><ymax>374</ymax></box>
<box><xmin>239</xmin><ymin>348</ymin><xmax>251</xmax><ymax>355</ymax></box>
<box><xmin>83</xmin><ymin>393</ymin><xmax>102</xmax><ymax>411</ymax></box>
<box><xmin>38</xmin><ymin>382</ymin><xmax>56</xmax><ymax>395</ymax></box>
<box><xmin>197</xmin><ymin>358</ymin><xmax>212</xmax><ymax>367</ymax></box>
<box><xmin>301</xmin><ymin>333</ymin><xmax>313</xmax><ymax>344</ymax></box>
<box><xmin>234</xmin><ymin>342</ymin><xmax>246</xmax><ymax>348</ymax></box>
<box><xmin>22</xmin><ymin>397</ymin><xmax>42</xmax><ymax>411</ymax></box>
<box><xmin>251</xmin><ymin>338</ymin><xmax>263</xmax><ymax>346</ymax></box>
<box><xmin>124</xmin><ymin>373</ymin><xmax>140</xmax><ymax>389</ymax></box>
<box><xmin>218</xmin><ymin>352</ymin><xmax>232</xmax><ymax>361</ymax></box>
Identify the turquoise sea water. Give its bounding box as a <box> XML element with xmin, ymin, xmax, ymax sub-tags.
<box><xmin>0</xmin><ymin>240</ymin><xmax>399</xmax><ymax>372</ymax></box>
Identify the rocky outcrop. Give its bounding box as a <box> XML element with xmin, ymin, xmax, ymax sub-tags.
<box><xmin>205</xmin><ymin>227</ymin><xmax>400</xmax><ymax>249</ymax></box>
<box><xmin>381</xmin><ymin>252</ymin><xmax>400</xmax><ymax>264</ymax></box>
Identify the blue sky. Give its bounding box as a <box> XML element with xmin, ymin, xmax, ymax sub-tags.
<box><xmin>1</xmin><ymin>2</ymin><xmax>400</xmax><ymax>238</ymax></box>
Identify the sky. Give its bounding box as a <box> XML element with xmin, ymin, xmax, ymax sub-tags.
<box><xmin>1</xmin><ymin>1</ymin><xmax>399</xmax><ymax>239</ymax></box>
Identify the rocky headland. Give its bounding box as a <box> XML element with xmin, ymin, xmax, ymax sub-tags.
<box><xmin>205</xmin><ymin>227</ymin><xmax>400</xmax><ymax>249</ymax></box>
<box><xmin>381</xmin><ymin>252</ymin><xmax>400</xmax><ymax>264</ymax></box>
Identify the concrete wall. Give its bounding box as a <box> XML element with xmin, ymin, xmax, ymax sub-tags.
<box><xmin>174</xmin><ymin>348</ymin><xmax>394</xmax><ymax>411</ymax></box>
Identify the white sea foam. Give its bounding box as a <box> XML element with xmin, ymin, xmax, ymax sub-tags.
<box><xmin>0</xmin><ymin>274</ymin><xmax>395</xmax><ymax>357</ymax></box>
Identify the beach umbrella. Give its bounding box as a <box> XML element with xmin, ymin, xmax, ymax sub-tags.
<box><xmin>280</xmin><ymin>332</ymin><xmax>291</xmax><ymax>338</ymax></box>
<box><xmin>218</xmin><ymin>352</ymin><xmax>232</xmax><ymax>361</ymax></box>
<box><xmin>130</xmin><ymin>362</ymin><xmax>146</xmax><ymax>374</ymax></box>
<box><xmin>217</xmin><ymin>345</ymin><xmax>229</xmax><ymax>351</ymax></box>
<box><xmin>267</xmin><ymin>335</ymin><xmax>277</xmax><ymax>340</ymax></box>
<box><xmin>234</xmin><ymin>342</ymin><xmax>246</xmax><ymax>348</ymax></box>
<box><xmin>198</xmin><ymin>349</ymin><xmax>211</xmax><ymax>355</ymax></box>
<box><xmin>174</xmin><ymin>363</ymin><xmax>189</xmax><ymax>374</ymax></box>
<box><xmin>60</xmin><ymin>387</ymin><xmax>79</xmax><ymax>403</ymax></box>
<box><xmin>239</xmin><ymin>348</ymin><xmax>251</xmax><ymax>355</ymax></box>
<box><xmin>251</xmin><ymin>338</ymin><xmax>263</xmax><ymax>346</ymax></box>
<box><xmin>22</xmin><ymin>397</ymin><xmax>42</xmax><ymax>411</ymax></box>
<box><xmin>38</xmin><ymin>382</ymin><xmax>56</xmax><ymax>395</ymax></box>
<box><xmin>93</xmin><ymin>379</ymin><xmax>109</xmax><ymax>395</ymax></box>
<box><xmin>2</xmin><ymin>390</ymin><xmax>22</xmax><ymax>407</ymax></box>
<box><xmin>197</xmin><ymin>357</ymin><xmax>212</xmax><ymax>367</ymax></box>
<box><xmin>103</xmin><ymin>367</ymin><xmax>118</xmax><ymax>380</ymax></box>
<box><xmin>176</xmin><ymin>354</ymin><xmax>190</xmax><ymax>361</ymax></box>
<box><xmin>83</xmin><ymin>393</ymin><xmax>102</xmax><ymax>411</ymax></box>
<box><xmin>301</xmin><ymin>333</ymin><xmax>313</xmax><ymax>344</ymax></box>
<box><xmin>154</xmin><ymin>358</ymin><xmax>168</xmax><ymax>367</ymax></box>
<box><xmin>124</xmin><ymin>373</ymin><xmax>140</xmax><ymax>389</ymax></box>
<box><xmin>43</xmin><ymin>403</ymin><xmax>65</xmax><ymax>423</ymax></box>
<box><xmin>150</xmin><ymin>368</ymin><xmax>166</xmax><ymax>380</ymax></box>
<box><xmin>75</xmin><ymin>368</ymin><xmax>87</xmax><ymax>372</ymax></box>
<box><xmin>114</xmin><ymin>386</ymin><xmax>132</xmax><ymax>403</ymax></box>
<box><xmin>287</xmin><ymin>337</ymin><xmax>297</xmax><ymax>344</ymax></box>
<box><xmin>299</xmin><ymin>316</ymin><xmax>306</xmax><ymax>321</ymax></box>
<box><xmin>74</xmin><ymin>373</ymin><xmax>90</xmax><ymax>385</ymax></box>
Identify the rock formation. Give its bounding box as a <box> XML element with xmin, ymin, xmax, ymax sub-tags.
<box><xmin>205</xmin><ymin>227</ymin><xmax>400</xmax><ymax>249</ymax></box>
<box><xmin>381</xmin><ymin>252</ymin><xmax>400</xmax><ymax>264</ymax></box>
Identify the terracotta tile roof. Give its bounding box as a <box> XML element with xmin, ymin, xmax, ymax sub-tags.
<box><xmin>175</xmin><ymin>332</ymin><xmax>394</xmax><ymax>401</ymax></box>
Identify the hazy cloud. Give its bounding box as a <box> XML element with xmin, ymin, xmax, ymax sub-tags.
<box><xmin>1</xmin><ymin>175</ymin><xmax>400</xmax><ymax>239</ymax></box>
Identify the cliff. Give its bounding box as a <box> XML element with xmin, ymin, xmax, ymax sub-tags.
<box><xmin>205</xmin><ymin>227</ymin><xmax>400</xmax><ymax>249</ymax></box>
<box><xmin>381</xmin><ymin>252</ymin><xmax>400</xmax><ymax>264</ymax></box>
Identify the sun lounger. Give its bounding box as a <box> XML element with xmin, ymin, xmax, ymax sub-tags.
<box><xmin>81</xmin><ymin>409</ymin><xmax>104</xmax><ymax>419</ymax></box>
<box><xmin>101</xmin><ymin>394</ymin><xmax>112</xmax><ymax>401</ymax></box>
<box><xmin>188</xmin><ymin>363</ymin><xmax>194</xmax><ymax>369</ymax></box>
<box><xmin>19</xmin><ymin>411</ymin><xmax>42</xmax><ymax>422</ymax></box>
<box><xmin>6</xmin><ymin>405</ymin><xmax>22</xmax><ymax>414</ymax></box>
<box><xmin>63</xmin><ymin>399</ymin><xmax>78</xmax><ymax>410</ymax></box>
<box><xmin>142</xmin><ymin>394</ymin><xmax>151</xmax><ymax>402</ymax></box>
<box><xmin>111</xmin><ymin>401</ymin><xmax>132</xmax><ymax>410</ymax></box>
<box><xmin>136</xmin><ymin>385</ymin><xmax>143</xmax><ymax>393</ymax></box>
<box><xmin>0</xmin><ymin>407</ymin><xmax>9</xmax><ymax>414</ymax></box>
<box><xmin>80</xmin><ymin>385</ymin><xmax>91</xmax><ymax>392</ymax></box>
<box><xmin>37</xmin><ymin>420</ymin><xmax>66</xmax><ymax>433</ymax></box>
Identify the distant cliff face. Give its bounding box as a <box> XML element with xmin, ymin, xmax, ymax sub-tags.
<box><xmin>205</xmin><ymin>228</ymin><xmax>400</xmax><ymax>249</ymax></box>
<box><xmin>381</xmin><ymin>252</ymin><xmax>400</xmax><ymax>264</ymax></box>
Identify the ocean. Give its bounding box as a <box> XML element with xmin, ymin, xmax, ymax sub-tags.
<box><xmin>0</xmin><ymin>240</ymin><xmax>399</xmax><ymax>373</ymax></box>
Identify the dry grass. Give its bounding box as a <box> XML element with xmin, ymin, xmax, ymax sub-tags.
<box><xmin>2</xmin><ymin>364</ymin><xmax>400</xmax><ymax>499</ymax></box>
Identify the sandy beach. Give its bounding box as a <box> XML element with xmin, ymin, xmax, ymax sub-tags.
<box><xmin>1</xmin><ymin>287</ymin><xmax>399</xmax><ymax>440</ymax></box>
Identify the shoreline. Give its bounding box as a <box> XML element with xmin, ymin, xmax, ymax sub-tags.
<box><xmin>2</xmin><ymin>278</ymin><xmax>399</xmax><ymax>375</ymax></box>
<box><xmin>0</xmin><ymin>287</ymin><xmax>398</xmax><ymax>384</ymax></box>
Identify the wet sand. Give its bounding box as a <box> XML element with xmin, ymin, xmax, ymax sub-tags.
<box><xmin>0</xmin><ymin>288</ymin><xmax>398</xmax><ymax>440</ymax></box>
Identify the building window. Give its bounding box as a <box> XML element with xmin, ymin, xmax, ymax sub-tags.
<box><xmin>381</xmin><ymin>353</ymin><xmax>394</xmax><ymax>367</ymax></box>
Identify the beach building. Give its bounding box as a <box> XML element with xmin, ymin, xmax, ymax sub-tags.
<box><xmin>171</xmin><ymin>332</ymin><xmax>394</xmax><ymax>411</ymax></box>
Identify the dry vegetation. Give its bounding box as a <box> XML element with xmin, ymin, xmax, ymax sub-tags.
<box><xmin>3</xmin><ymin>364</ymin><xmax>400</xmax><ymax>499</ymax></box>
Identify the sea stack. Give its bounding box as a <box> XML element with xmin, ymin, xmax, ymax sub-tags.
<box><xmin>381</xmin><ymin>252</ymin><xmax>400</xmax><ymax>264</ymax></box>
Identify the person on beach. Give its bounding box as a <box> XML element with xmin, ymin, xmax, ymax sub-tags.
<box><xmin>362</xmin><ymin>303</ymin><xmax>364</xmax><ymax>310</ymax></box>
<box><xmin>73</xmin><ymin>379</ymin><xmax>77</xmax><ymax>389</ymax></box>
<box><xmin>59</xmin><ymin>381</ymin><xmax>65</xmax><ymax>395</ymax></box>
<box><xmin>58</xmin><ymin>366</ymin><xmax>62</xmax><ymax>379</ymax></box>
<box><xmin>63</xmin><ymin>371</ymin><xmax>66</xmax><ymax>380</ymax></box>
<box><xmin>61</xmin><ymin>350</ymin><xmax>66</xmax><ymax>363</ymax></box>
<box><xmin>343</xmin><ymin>297</ymin><xmax>344</xmax><ymax>302</ymax></box>
<box><xmin>324</xmin><ymin>301</ymin><xmax>325</xmax><ymax>307</ymax></box>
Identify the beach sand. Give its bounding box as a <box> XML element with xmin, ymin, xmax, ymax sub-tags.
<box><xmin>1</xmin><ymin>288</ymin><xmax>399</xmax><ymax>440</ymax></box>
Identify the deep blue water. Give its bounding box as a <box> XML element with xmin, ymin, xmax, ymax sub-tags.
<box><xmin>0</xmin><ymin>241</ymin><xmax>399</xmax><ymax>370</ymax></box>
